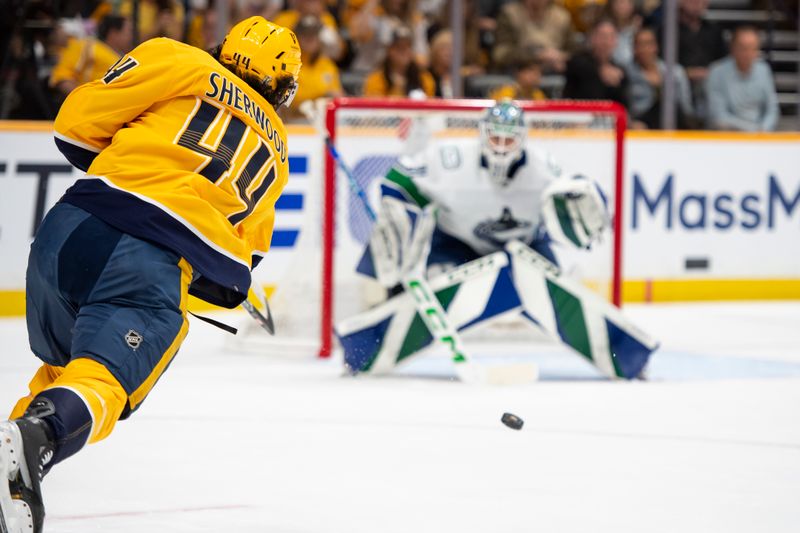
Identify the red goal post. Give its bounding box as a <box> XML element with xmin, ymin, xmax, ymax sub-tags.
<box><xmin>319</xmin><ymin>97</ymin><xmax>627</xmax><ymax>358</ymax></box>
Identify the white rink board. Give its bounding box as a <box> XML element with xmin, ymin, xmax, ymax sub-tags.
<box><xmin>626</xmin><ymin>137</ymin><xmax>800</xmax><ymax>278</ymax></box>
<box><xmin>0</xmin><ymin>130</ymin><xmax>80</xmax><ymax>289</ymax></box>
<box><xmin>1</xmin><ymin>127</ymin><xmax>799</xmax><ymax>292</ymax></box>
<box><xmin>0</xmin><ymin>129</ymin><xmax>325</xmax><ymax>293</ymax></box>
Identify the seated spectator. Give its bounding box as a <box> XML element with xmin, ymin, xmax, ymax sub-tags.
<box><xmin>50</xmin><ymin>15</ymin><xmax>132</xmax><ymax>96</ymax></box>
<box><xmin>561</xmin><ymin>0</ymin><xmax>606</xmax><ymax>33</ymax></box>
<box><xmin>476</xmin><ymin>0</ymin><xmax>513</xmax><ymax>36</ymax></box>
<box><xmin>429</xmin><ymin>30</ymin><xmax>455</xmax><ymax>97</ymax></box>
<box><xmin>493</xmin><ymin>0</ymin><xmax>575</xmax><ymax>72</ymax></box>
<box><xmin>626</xmin><ymin>27</ymin><xmax>693</xmax><ymax>129</ymax></box>
<box><xmin>603</xmin><ymin>0</ymin><xmax>641</xmax><ymax>65</ymax></box>
<box><xmin>475</xmin><ymin>0</ymin><xmax>517</xmax><ymax>57</ymax></box>
<box><xmin>340</xmin><ymin>0</ymin><xmax>369</xmax><ymax>28</ymax></box>
<box><xmin>199</xmin><ymin>7</ymin><xmax>221</xmax><ymax>49</ymax></box>
<box><xmin>661</xmin><ymin>0</ymin><xmax>726</xmax><ymax>120</ymax></box>
<box><xmin>363</xmin><ymin>26</ymin><xmax>435</xmax><ymax>97</ymax></box>
<box><xmin>2</xmin><ymin>0</ymin><xmax>61</xmax><ymax>119</ymax></box>
<box><xmin>489</xmin><ymin>53</ymin><xmax>546</xmax><ymax>100</ymax></box>
<box><xmin>348</xmin><ymin>0</ymin><xmax>429</xmax><ymax>73</ymax></box>
<box><xmin>274</xmin><ymin>0</ymin><xmax>345</xmax><ymax>60</ymax></box>
<box><xmin>187</xmin><ymin>1</ymin><xmax>243</xmax><ymax>49</ymax></box>
<box><xmin>94</xmin><ymin>0</ymin><xmax>184</xmax><ymax>41</ymax></box>
<box><xmin>427</xmin><ymin>0</ymin><xmax>488</xmax><ymax>73</ymax></box>
<box><xmin>287</xmin><ymin>16</ymin><xmax>343</xmax><ymax>120</ymax></box>
<box><xmin>563</xmin><ymin>19</ymin><xmax>628</xmax><ymax>106</ymax></box>
<box><xmin>639</xmin><ymin>0</ymin><xmax>661</xmax><ymax>21</ymax></box>
<box><xmin>417</xmin><ymin>0</ymin><xmax>448</xmax><ymax>18</ymax></box>
<box><xmin>706</xmin><ymin>26</ymin><xmax>779</xmax><ymax>131</ymax></box>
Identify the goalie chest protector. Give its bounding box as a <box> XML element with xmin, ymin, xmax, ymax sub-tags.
<box><xmin>411</xmin><ymin>140</ymin><xmax>560</xmax><ymax>256</ymax></box>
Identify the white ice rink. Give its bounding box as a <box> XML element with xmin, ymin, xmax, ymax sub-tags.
<box><xmin>1</xmin><ymin>302</ymin><xmax>799</xmax><ymax>533</ymax></box>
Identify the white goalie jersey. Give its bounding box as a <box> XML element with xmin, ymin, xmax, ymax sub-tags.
<box><xmin>387</xmin><ymin>138</ymin><xmax>562</xmax><ymax>256</ymax></box>
<box><xmin>358</xmin><ymin>136</ymin><xmax>610</xmax><ymax>288</ymax></box>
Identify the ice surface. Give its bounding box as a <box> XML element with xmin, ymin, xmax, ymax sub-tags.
<box><xmin>1</xmin><ymin>302</ymin><xmax>799</xmax><ymax>533</ymax></box>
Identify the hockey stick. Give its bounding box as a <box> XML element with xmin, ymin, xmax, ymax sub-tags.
<box><xmin>301</xmin><ymin>101</ymin><xmax>536</xmax><ymax>385</ymax></box>
<box><xmin>241</xmin><ymin>281</ymin><xmax>275</xmax><ymax>335</ymax></box>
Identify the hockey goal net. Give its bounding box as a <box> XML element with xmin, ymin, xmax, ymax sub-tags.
<box><xmin>235</xmin><ymin>98</ymin><xmax>626</xmax><ymax>358</ymax></box>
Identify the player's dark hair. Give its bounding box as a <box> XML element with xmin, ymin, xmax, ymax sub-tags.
<box><xmin>208</xmin><ymin>44</ymin><xmax>222</xmax><ymax>59</ymax></box>
<box><xmin>207</xmin><ymin>44</ymin><xmax>296</xmax><ymax>108</ymax></box>
<box><xmin>97</xmin><ymin>15</ymin><xmax>127</xmax><ymax>42</ymax></box>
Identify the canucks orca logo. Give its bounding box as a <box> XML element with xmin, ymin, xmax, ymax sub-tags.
<box><xmin>473</xmin><ymin>208</ymin><xmax>533</xmax><ymax>246</ymax></box>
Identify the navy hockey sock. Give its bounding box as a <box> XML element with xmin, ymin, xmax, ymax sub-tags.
<box><xmin>24</xmin><ymin>388</ymin><xmax>93</xmax><ymax>470</ymax></box>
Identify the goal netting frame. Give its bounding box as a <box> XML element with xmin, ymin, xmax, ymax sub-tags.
<box><xmin>313</xmin><ymin>97</ymin><xmax>627</xmax><ymax>358</ymax></box>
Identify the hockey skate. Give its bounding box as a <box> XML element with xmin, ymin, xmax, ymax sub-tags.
<box><xmin>0</xmin><ymin>416</ymin><xmax>54</xmax><ymax>533</ymax></box>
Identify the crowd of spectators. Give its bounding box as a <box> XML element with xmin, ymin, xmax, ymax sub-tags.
<box><xmin>0</xmin><ymin>0</ymin><xmax>783</xmax><ymax>130</ymax></box>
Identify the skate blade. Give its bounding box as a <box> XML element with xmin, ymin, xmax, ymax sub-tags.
<box><xmin>0</xmin><ymin>500</ymin><xmax>33</xmax><ymax>533</ymax></box>
<box><xmin>0</xmin><ymin>424</ymin><xmax>29</xmax><ymax>533</ymax></box>
<box><xmin>0</xmin><ymin>446</ymin><xmax>12</xmax><ymax>533</ymax></box>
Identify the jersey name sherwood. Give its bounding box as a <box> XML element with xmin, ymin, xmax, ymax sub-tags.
<box><xmin>205</xmin><ymin>71</ymin><xmax>287</xmax><ymax>163</ymax></box>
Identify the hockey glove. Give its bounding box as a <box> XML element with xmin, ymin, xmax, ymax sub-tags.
<box><xmin>541</xmin><ymin>175</ymin><xmax>610</xmax><ymax>249</ymax></box>
<box><xmin>369</xmin><ymin>197</ymin><xmax>437</xmax><ymax>287</ymax></box>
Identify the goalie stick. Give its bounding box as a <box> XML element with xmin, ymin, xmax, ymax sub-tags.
<box><xmin>301</xmin><ymin>100</ymin><xmax>537</xmax><ymax>385</ymax></box>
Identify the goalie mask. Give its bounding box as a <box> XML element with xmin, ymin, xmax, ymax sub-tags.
<box><xmin>216</xmin><ymin>17</ymin><xmax>302</xmax><ymax>109</ymax></box>
<box><xmin>479</xmin><ymin>101</ymin><xmax>526</xmax><ymax>186</ymax></box>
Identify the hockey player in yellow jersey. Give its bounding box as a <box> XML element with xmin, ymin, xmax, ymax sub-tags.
<box><xmin>0</xmin><ymin>17</ymin><xmax>300</xmax><ymax>533</ymax></box>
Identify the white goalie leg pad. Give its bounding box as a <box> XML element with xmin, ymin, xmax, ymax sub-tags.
<box><xmin>337</xmin><ymin>253</ymin><xmax>509</xmax><ymax>374</ymax></box>
<box><xmin>506</xmin><ymin>240</ymin><xmax>658</xmax><ymax>379</ymax></box>
<box><xmin>337</xmin><ymin>252</ymin><xmax>525</xmax><ymax>376</ymax></box>
<box><xmin>541</xmin><ymin>176</ymin><xmax>610</xmax><ymax>249</ymax></box>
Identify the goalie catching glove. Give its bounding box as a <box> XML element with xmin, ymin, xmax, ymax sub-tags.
<box><xmin>541</xmin><ymin>175</ymin><xmax>609</xmax><ymax>249</ymax></box>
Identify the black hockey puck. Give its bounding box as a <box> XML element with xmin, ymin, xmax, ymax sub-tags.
<box><xmin>501</xmin><ymin>412</ymin><xmax>524</xmax><ymax>430</ymax></box>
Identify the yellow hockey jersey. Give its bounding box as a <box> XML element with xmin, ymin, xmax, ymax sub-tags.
<box><xmin>54</xmin><ymin>37</ymin><xmax>290</xmax><ymax>308</ymax></box>
<box><xmin>49</xmin><ymin>37</ymin><xmax>121</xmax><ymax>88</ymax></box>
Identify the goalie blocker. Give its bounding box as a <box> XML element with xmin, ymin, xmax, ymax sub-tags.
<box><xmin>336</xmin><ymin>240</ymin><xmax>658</xmax><ymax>380</ymax></box>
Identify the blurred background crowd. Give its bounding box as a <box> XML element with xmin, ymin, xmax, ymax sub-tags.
<box><xmin>1</xmin><ymin>0</ymin><xmax>798</xmax><ymax>129</ymax></box>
